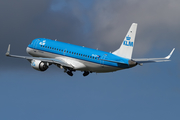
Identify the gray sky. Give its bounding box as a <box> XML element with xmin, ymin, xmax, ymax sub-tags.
<box><xmin>0</xmin><ymin>0</ymin><xmax>180</xmax><ymax>120</ymax></box>
<box><xmin>1</xmin><ymin>0</ymin><xmax>180</xmax><ymax>67</ymax></box>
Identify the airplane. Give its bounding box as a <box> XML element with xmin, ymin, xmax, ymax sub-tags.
<box><xmin>6</xmin><ymin>23</ymin><xmax>175</xmax><ymax>76</ymax></box>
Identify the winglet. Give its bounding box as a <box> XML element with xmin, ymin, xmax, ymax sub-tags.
<box><xmin>6</xmin><ymin>44</ymin><xmax>11</xmax><ymax>56</ymax></box>
<box><xmin>165</xmin><ymin>48</ymin><xmax>175</xmax><ymax>59</ymax></box>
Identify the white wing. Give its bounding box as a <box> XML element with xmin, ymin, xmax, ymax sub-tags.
<box><xmin>132</xmin><ymin>48</ymin><xmax>175</xmax><ymax>64</ymax></box>
<box><xmin>6</xmin><ymin>44</ymin><xmax>73</xmax><ymax>68</ymax></box>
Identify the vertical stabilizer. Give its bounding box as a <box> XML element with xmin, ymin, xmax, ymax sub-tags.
<box><xmin>112</xmin><ymin>23</ymin><xmax>137</xmax><ymax>59</ymax></box>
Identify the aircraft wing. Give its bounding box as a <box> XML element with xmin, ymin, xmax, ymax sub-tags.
<box><xmin>132</xmin><ymin>48</ymin><xmax>175</xmax><ymax>64</ymax></box>
<box><xmin>5</xmin><ymin>44</ymin><xmax>73</xmax><ymax>68</ymax></box>
<box><xmin>132</xmin><ymin>58</ymin><xmax>171</xmax><ymax>63</ymax></box>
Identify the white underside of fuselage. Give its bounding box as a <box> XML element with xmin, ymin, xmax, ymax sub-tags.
<box><xmin>26</xmin><ymin>47</ymin><xmax>123</xmax><ymax>73</ymax></box>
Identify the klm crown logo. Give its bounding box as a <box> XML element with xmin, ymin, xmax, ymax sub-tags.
<box><xmin>39</xmin><ymin>40</ymin><xmax>46</xmax><ymax>45</ymax></box>
<box><xmin>123</xmin><ymin>35</ymin><xmax>133</xmax><ymax>47</ymax></box>
<box><xmin>126</xmin><ymin>35</ymin><xmax>131</xmax><ymax>40</ymax></box>
<box><xmin>31</xmin><ymin>62</ymin><xmax>36</xmax><ymax>66</ymax></box>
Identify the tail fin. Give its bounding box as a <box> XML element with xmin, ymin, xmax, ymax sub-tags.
<box><xmin>112</xmin><ymin>23</ymin><xmax>137</xmax><ymax>59</ymax></box>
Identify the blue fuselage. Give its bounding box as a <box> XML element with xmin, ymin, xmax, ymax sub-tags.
<box><xmin>27</xmin><ymin>38</ymin><xmax>135</xmax><ymax>72</ymax></box>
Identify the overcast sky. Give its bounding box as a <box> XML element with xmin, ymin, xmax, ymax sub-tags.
<box><xmin>0</xmin><ymin>0</ymin><xmax>180</xmax><ymax>120</ymax></box>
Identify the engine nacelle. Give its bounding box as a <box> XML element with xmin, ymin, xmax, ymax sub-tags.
<box><xmin>31</xmin><ymin>60</ymin><xmax>49</xmax><ymax>71</ymax></box>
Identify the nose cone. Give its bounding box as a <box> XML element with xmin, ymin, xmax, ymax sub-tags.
<box><xmin>26</xmin><ymin>47</ymin><xmax>31</xmax><ymax>54</ymax></box>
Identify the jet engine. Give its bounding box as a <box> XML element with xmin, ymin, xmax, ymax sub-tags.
<box><xmin>31</xmin><ymin>60</ymin><xmax>49</xmax><ymax>71</ymax></box>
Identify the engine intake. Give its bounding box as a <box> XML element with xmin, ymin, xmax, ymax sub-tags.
<box><xmin>31</xmin><ymin>60</ymin><xmax>49</xmax><ymax>71</ymax></box>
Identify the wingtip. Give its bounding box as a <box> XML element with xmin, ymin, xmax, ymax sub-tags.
<box><xmin>165</xmin><ymin>48</ymin><xmax>175</xmax><ymax>59</ymax></box>
<box><xmin>5</xmin><ymin>44</ymin><xmax>11</xmax><ymax>56</ymax></box>
<box><xmin>132</xmin><ymin>23</ymin><xmax>138</xmax><ymax>25</ymax></box>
